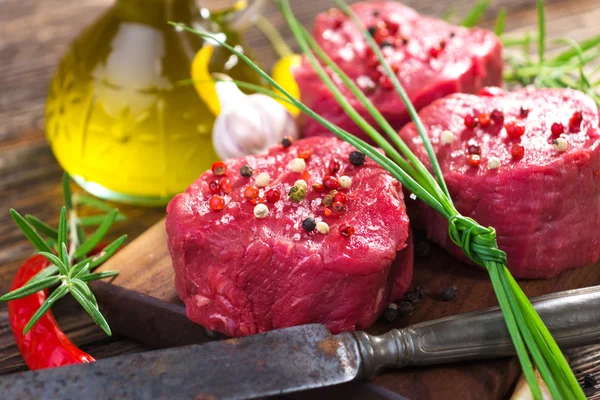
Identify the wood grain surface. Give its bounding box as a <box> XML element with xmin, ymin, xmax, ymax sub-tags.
<box><xmin>1</xmin><ymin>0</ymin><xmax>600</xmax><ymax>398</ymax></box>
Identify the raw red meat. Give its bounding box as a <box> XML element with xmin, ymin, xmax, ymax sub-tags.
<box><xmin>399</xmin><ymin>87</ymin><xmax>600</xmax><ymax>278</ymax></box>
<box><xmin>295</xmin><ymin>1</ymin><xmax>503</xmax><ymax>142</ymax></box>
<box><xmin>166</xmin><ymin>137</ymin><xmax>412</xmax><ymax>337</ymax></box>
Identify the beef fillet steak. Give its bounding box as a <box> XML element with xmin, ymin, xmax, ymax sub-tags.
<box><xmin>166</xmin><ymin>137</ymin><xmax>412</xmax><ymax>337</ymax></box>
<box><xmin>399</xmin><ymin>87</ymin><xmax>600</xmax><ymax>278</ymax></box>
<box><xmin>295</xmin><ymin>1</ymin><xmax>503</xmax><ymax>141</ymax></box>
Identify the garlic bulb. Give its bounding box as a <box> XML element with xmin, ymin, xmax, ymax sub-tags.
<box><xmin>212</xmin><ymin>80</ymin><xmax>299</xmax><ymax>160</ymax></box>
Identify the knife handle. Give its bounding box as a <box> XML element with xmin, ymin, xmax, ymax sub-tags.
<box><xmin>350</xmin><ymin>285</ymin><xmax>600</xmax><ymax>378</ymax></box>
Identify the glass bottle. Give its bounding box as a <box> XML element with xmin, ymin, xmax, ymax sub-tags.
<box><xmin>46</xmin><ymin>0</ymin><xmax>262</xmax><ymax>205</ymax></box>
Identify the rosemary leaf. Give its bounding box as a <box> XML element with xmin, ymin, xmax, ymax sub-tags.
<box><xmin>80</xmin><ymin>270</ymin><xmax>120</xmax><ymax>282</ymax></box>
<box><xmin>71</xmin><ymin>285</ymin><xmax>111</xmax><ymax>336</ymax></box>
<box><xmin>23</xmin><ymin>285</ymin><xmax>69</xmax><ymax>334</ymax></box>
<box><xmin>71</xmin><ymin>279</ymin><xmax>97</xmax><ymax>307</ymax></box>
<box><xmin>62</xmin><ymin>173</ymin><xmax>73</xmax><ymax>210</ymax></box>
<box><xmin>70</xmin><ymin>262</ymin><xmax>90</xmax><ymax>280</ymax></box>
<box><xmin>75</xmin><ymin>195</ymin><xmax>124</xmax><ymax>216</ymax></box>
<box><xmin>28</xmin><ymin>265</ymin><xmax>60</xmax><ymax>284</ymax></box>
<box><xmin>24</xmin><ymin>215</ymin><xmax>58</xmax><ymax>241</ymax></box>
<box><xmin>88</xmin><ymin>235</ymin><xmax>127</xmax><ymax>270</ymax></box>
<box><xmin>460</xmin><ymin>0</ymin><xmax>489</xmax><ymax>28</ymax></box>
<box><xmin>57</xmin><ymin>207</ymin><xmax>68</xmax><ymax>265</ymax></box>
<box><xmin>0</xmin><ymin>276</ymin><xmax>60</xmax><ymax>301</ymax></box>
<box><xmin>10</xmin><ymin>209</ymin><xmax>53</xmax><ymax>254</ymax></box>
<box><xmin>39</xmin><ymin>252</ymin><xmax>68</xmax><ymax>276</ymax></box>
<box><xmin>74</xmin><ymin>210</ymin><xmax>118</xmax><ymax>259</ymax></box>
<box><xmin>77</xmin><ymin>214</ymin><xmax>128</xmax><ymax>227</ymax></box>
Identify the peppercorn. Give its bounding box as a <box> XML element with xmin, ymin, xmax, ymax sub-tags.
<box><xmin>211</xmin><ymin>161</ymin><xmax>227</xmax><ymax>176</ymax></box>
<box><xmin>380</xmin><ymin>40</ymin><xmax>394</xmax><ymax>48</ymax></box>
<box><xmin>367</xmin><ymin>26</ymin><xmax>377</xmax><ymax>36</ymax></box>
<box><xmin>312</xmin><ymin>183</ymin><xmax>324</xmax><ymax>192</ymax></box>
<box><xmin>281</xmin><ymin>136</ymin><xmax>293</xmax><ymax>148</ymax></box>
<box><xmin>551</xmin><ymin>122</ymin><xmax>564</xmax><ymax>137</ymax></box>
<box><xmin>333</xmin><ymin>192</ymin><xmax>347</xmax><ymax>204</ymax></box>
<box><xmin>441</xmin><ymin>286</ymin><xmax>457</xmax><ymax>301</ymax></box>
<box><xmin>339</xmin><ymin>223</ymin><xmax>355</xmax><ymax>237</ymax></box>
<box><xmin>332</xmin><ymin>201</ymin><xmax>347</xmax><ymax>216</ymax></box>
<box><xmin>323</xmin><ymin>175</ymin><xmax>340</xmax><ymax>190</ymax></box>
<box><xmin>302</xmin><ymin>217</ymin><xmax>317</xmax><ymax>232</ymax></box>
<box><xmin>398</xmin><ymin>301</ymin><xmax>413</xmax><ymax>317</ymax></box>
<box><xmin>405</xmin><ymin>291</ymin><xmax>420</xmax><ymax>305</ymax></box>
<box><xmin>511</xmin><ymin>144</ymin><xmax>525</xmax><ymax>159</ymax></box>
<box><xmin>219</xmin><ymin>179</ymin><xmax>232</xmax><ymax>194</ymax></box>
<box><xmin>464</xmin><ymin>114</ymin><xmax>478</xmax><ymax>129</ymax></box>
<box><xmin>209</xmin><ymin>180</ymin><xmax>220</xmax><ymax>195</ymax></box>
<box><xmin>323</xmin><ymin>190</ymin><xmax>337</xmax><ymax>207</ymax></box>
<box><xmin>519</xmin><ymin>106</ymin><xmax>529</xmax><ymax>118</ymax></box>
<box><xmin>349</xmin><ymin>151</ymin><xmax>366</xmax><ymax>166</ymax></box>
<box><xmin>265</xmin><ymin>189</ymin><xmax>281</xmax><ymax>203</ymax></box>
<box><xmin>328</xmin><ymin>158</ymin><xmax>341</xmax><ymax>175</ymax></box>
<box><xmin>289</xmin><ymin>185</ymin><xmax>306</xmax><ymax>202</ymax></box>
<box><xmin>569</xmin><ymin>111</ymin><xmax>583</xmax><ymax>133</ymax></box>
<box><xmin>382</xmin><ymin>303</ymin><xmax>398</xmax><ymax>323</ymax></box>
<box><xmin>478</xmin><ymin>113</ymin><xmax>491</xmax><ymax>127</ymax></box>
<box><xmin>505</xmin><ymin>122</ymin><xmax>525</xmax><ymax>139</ymax></box>
<box><xmin>490</xmin><ymin>109</ymin><xmax>504</xmax><ymax>125</ymax></box>
<box><xmin>467</xmin><ymin>154</ymin><xmax>481</xmax><ymax>167</ymax></box>
<box><xmin>467</xmin><ymin>144</ymin><xmax>481</xmax><ymax>155</ymax></box>
<box><xmin>583</xmin><ymin>374</ymin><xmax>597</xmax><ymax>388</ymax></box>
<box><xmin>240</xmin><ymin>165</ymin><xmax>253</xmax><ymax>178</ymax></box>
<box><xmin>416</xmin><ymin>285</ymin><xmax>428</xmax><ymax>300</ymax></box>
<box><xmin>297</xmin><ymin>147</ymin><xmax>312</xmax><ymax>160</ymax></box>
<box><xmin>209</xmin><ymin>195</ymin><xmax>225</xmax><ymax>212</ymax></box>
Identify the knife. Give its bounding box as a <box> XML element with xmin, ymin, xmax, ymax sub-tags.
<box><xmin>2</xmin><ymin>285</ymin><xmax>599</xmax><ymax>400</ymax></box>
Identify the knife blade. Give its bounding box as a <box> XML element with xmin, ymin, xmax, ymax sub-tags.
<box><xmin>2</xmin><ymin>285</ymin><xmax>600</xmax><ymax>400</ymax></box>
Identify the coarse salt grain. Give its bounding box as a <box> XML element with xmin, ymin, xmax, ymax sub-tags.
<box><xmin>553</xmin><ymin>137</ymin><xmax>568</xmax><ymax>152</ymax></box>
<box><xmin>440</xmin><ymin>130</ymin><xmax>454</xmax><ymax>145</ymax></box>
<box><xmin>255</xmin><ymin>172</ymin><xmax>270</xmax><ymax>188</ymax></box>
<box><xmin>338</xmin><ymin>176</ymin><xmax>352</xmax><ymax>189</ymax></box>
<box><xmin>290</xmin><ymin>158</ymin><xmax>306</xmax><ymax>172</ymax></box>
<box><xmin>253</xmin><ymin>203</ymin><xmax>269</xmax><ymax>219</ymax></box>
<box><xmin>409</xmin><ymin>193</ymin><xmax>417</xmax><ymax>200</ymax></box>
<box><xmin>356</xmin><ymin>75</ymin><xmax>376</xmax><ymax>90</ymax></box>
<box><xmin>294</xmin><ymin>179</ymin><xmax>308</xmax><ymax>189</ymax></box>
<box><xmin>316</xmin><ymin>221</ymin><xmax>330</xmax><ymax>234</ymax></box>
<box><xmin>487</xmin><ymin>156</ymin><xmax>501</xmax><ymax>170</ymax></box>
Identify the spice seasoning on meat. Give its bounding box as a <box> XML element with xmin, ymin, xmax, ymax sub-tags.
<box><xmin>302</xmin><ymin>217</ymin><xmax>317</xmax><ymax>232</ymax></box>
<box><xmin>289</xmin><ymin>185</ymin><xmax>306</xmax><ymax>202</ymax></box>
<box><xmin>209</xmin><ymin>195</ymin><xmax>225</xmax><ymax>212</ymax></box>
<box><xmin>255</xmin><ymin>172</ymin><xmax>270</xmax><ymax>188</ymax></box>
<box><xmin>338</xmin><ymin>175</ymin><xmax>352</xmax><ymax>189</ymax></box>
<box><xmin>316</xmin><ymin>221</ymin><xmax>330</xmax><ymax>234</ymax></box>
<box><xmin>290</xmin><ymin>158</ymin><xmax>306</xmax><ymax>172</ymax></box>
<box><xmin>281</xmin><ymin>136</ymin><xmax>293</xmax><ymax>148</ymax></box>
<box><xmin>254</xmin><ymin>204</ymin><xmax>269</xmax><ymax>219</ymax></box>
<box><xmin>349</xmin><ymin>151</ymin><xmax>366</xmax><ymax>166</ymax></box>
<box><xmin>240</xmin><ymin>165</ymin><xmax>253</xmax><ymax>177</ymax></box>
<box><xmin>212</xmin><ymin>161</ymin><xmax>227</xmax><ymax>176</ymax></box>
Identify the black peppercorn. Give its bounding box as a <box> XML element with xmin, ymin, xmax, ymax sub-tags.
<box><xmin>367</xmin><ymin>26</ymin><xmax>377</xmax><ymax>36</ymax></box>
<box><xmin>240</xmin><ymin>165</ymin><xmax>253</xmax><ymax>178</ymax></box>
<box><xmin>398</xmin><ymin>301</ymin><xmax>413</xmax><ymax>317</ymax></box>
<box><xmin>583</xmin><ymin>374</ymin><xmax>597</xmax><ymax>388</ymax></box>
<box><xmin>405</xmin><ymin>291</ymin><xmax>420</xmax><ymax>305</ymax></box>
<box><xmin>441</xmin><ymin>286</ymin><xmax>457</xmax><ymax>301</ymax></box>
<box><xmin>349</xmin><ymin>151</ymin><xmax>366</xmax><ymax>166</ymax></box>
<box><xmin>281</xmin><ymin>136</ymin><xmax>293</xmax><ymax>148</ymax></box>
<box><xmin>383</xmin><ymin>303</ymin><xmax>398</xmax><ymax>323</ymax></box>
<box><xmin>380</xmin><ymin>40</ymin><xmax>394</xmax><ymax>48</ymax></box>
<box><xmin>302</xmin><ymin>217</ymin><xmax>316</xmax><ymax>232</ymax></box>
<box><xmin>416</xmin><ymin>285</ymin><xmax>428</xmax><ymax>300</ymax></box>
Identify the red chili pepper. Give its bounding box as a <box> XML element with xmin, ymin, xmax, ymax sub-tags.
<box><xmin>8</xmin><ymin>255</ymin><xmax>95</xmax><ymax>370</ymax></box>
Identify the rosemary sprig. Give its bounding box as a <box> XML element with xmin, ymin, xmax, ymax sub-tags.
<box><xmin>0</xmin><ymin>173</ymin><xmax>126</xmax><ymax>335</ymax></box>
<box><xmin>171</xmin><ymin>0</ymin><xmax>587</xmax><ymax>397</ymax></box>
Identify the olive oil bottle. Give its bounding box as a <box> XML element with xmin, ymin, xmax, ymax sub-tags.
<box><xmin>46</xmin><ymin>0</ymin><xmax>262</xmax><ymax>205</ymax></box>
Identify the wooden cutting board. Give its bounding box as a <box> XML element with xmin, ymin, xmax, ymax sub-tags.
<box><xmin>92</xmin><ymin>218</ymin><xmax>600</xmax><ymax>399</ymax></box>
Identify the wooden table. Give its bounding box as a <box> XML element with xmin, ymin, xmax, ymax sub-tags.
<box><xmin>1</xmin><ymin>0</ymin><xmax>599</xmax><ymax>397</ymax></box>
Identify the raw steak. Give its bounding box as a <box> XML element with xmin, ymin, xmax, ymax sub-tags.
<box><xmin>295</xmin><ymin>1</ymin><xmax>503</xmax><ymax>141</ymax></box>
<box><xmin>166</xmin><ymin>137</ymin><xmax>412</xmax><ymax>337</ymax></box>
<box><xmin>399</xmin><ymin>87</ymin><xmax>600</xmax><ymax>278</ymax></box>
